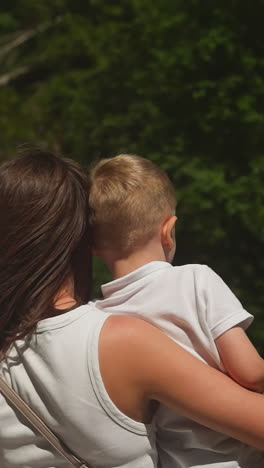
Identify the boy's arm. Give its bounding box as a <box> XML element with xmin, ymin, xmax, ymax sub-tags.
<box><xmin>203</xmin><ymin>266</ymin><xmax>262</xmax><ymax>390</ymax></box>
<box><xmin>215</xmin><ymin>325</ymin><xmax>264</xmax><ymax>392</ymax></box>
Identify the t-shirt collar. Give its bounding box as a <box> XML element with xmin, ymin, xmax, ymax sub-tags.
<box><xmin>101</xmin><ymin>261</ymin><xmax>172</xmax><ymax>298</ymax></box>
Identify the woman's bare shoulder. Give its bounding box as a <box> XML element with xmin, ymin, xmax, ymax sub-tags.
<box><xmin>101</xmin><ymin>314</ymin><xmax>160</xmax><ymax>344</ymax></box>
<box><xmin>99</xmin><ymin>315</ymin><xmax>162</xmax><ymax>372</ymax></box>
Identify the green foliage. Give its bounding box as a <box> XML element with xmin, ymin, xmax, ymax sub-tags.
<box><xmin>1</xmin><ymin>0</ymin><xmax>264</xmax><ymax>351</ymax></box>
<box><xmin>92</xmin><ymin>257</ymin><xmax>111</xmax><ymax>299</ymax></box>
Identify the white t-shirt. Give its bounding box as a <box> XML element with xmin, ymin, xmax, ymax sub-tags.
<box><xmin>0</xmin><ymin>304</ymin><xmax>158</xmax><ymax>468</ymax></box>
<box><xmin>93</xmin><ymin>261</ymin><xmax>263</xmax><ymax>468</ymax></box>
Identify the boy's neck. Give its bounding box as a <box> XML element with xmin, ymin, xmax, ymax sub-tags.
<box><xmin>104</xmin><ymin>242</ymin><xmax>168</xmax><ymax>279</ymax></box>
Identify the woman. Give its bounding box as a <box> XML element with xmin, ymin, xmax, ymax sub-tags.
<box><xmin>0</xmin><ymin>149</ymin><xmax>263</xmax><ymax>468</ymax></box>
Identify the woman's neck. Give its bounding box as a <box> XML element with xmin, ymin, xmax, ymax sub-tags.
<box><xmin>53</xmin><ymin>277</ymin><xmax>76</xmax><ymax>312</ymax></box>
<box><xmin>54</xmin><ymin>292</ymin><xmax>77</xmax><ymax>310</ymax></box>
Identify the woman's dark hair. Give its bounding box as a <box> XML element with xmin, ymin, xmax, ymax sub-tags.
<box><xmin>0</xmin><ymin>148</ymin><xmax>91</xmax><ymax>357</ymax></box>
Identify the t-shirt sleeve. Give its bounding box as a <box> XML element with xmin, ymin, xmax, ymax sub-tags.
<box><xmin>203</xmin><ymin>266</ymin><xmax>254</xmax><ymax>340</ymax></box>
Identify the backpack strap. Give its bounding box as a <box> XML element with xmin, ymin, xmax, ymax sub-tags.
<box><xmin>0</xmin><ymin>375</ymin><xmax>89</xmax><ymax>468</ymax></box>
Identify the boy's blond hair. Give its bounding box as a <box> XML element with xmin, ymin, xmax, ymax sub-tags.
<box><xmin>89</xmin><ymin>154</ymin><xmax>176</xmax><ymax>255</ymax></box>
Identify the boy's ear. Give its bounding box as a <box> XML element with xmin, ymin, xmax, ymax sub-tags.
<box><xmin>161</xmin><ymin>216</ymin><xmax>177</xmax><ymax>249</ymax></box>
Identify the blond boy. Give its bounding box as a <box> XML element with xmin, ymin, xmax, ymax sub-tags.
<box><xmin>89</xmin><ymin>154</ymin><xmax>264</xmax><ymax>468</ymax></box>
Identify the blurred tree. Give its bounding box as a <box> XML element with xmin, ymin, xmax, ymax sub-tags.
<box><xmin>0</xmin><ymin>0</ymin><xmax>263</xmax><ymax>351</ymax></box>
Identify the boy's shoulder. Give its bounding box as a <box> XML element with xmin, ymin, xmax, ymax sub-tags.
<box><xmin>156</xmin><ymin>263</ymin><xmax>215</xmax><ymax>294</ymax></box>
<box><xmin>138</xmin><ymin>262</ymin><xmax>214</xmax><ymax>288</ymax></box>
<box><xmin>170</xmin><ymin>263</ymin><xmax>212</xmax><ymax>277</ymax></box>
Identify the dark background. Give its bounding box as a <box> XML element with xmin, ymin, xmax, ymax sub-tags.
<box><xmin>1</xmin><ymin>0</ymin><xmax>263</xmax><ymax>352</ymax></box>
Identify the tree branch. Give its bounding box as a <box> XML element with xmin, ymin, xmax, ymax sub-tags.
<box><xmin>0</xmin><ymin>18</ymin><xmax>62</xmax><ymax>59</ymax></box>
<box><xmin>0</xmin><ymin>66</ymin><xmax>31</xmax><ymax>86</ymax></box>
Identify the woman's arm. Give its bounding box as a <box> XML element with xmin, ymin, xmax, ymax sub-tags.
<box><xmin>99</xmin><ymin>315</ymin><xmax>264</xmax><ymax>451</ymax></box>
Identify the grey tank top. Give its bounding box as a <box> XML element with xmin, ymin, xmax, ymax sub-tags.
<box><xmin>0</xmin><ymin>304</ymin><xmax>157</xmax><ymax>468</ymax></box>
